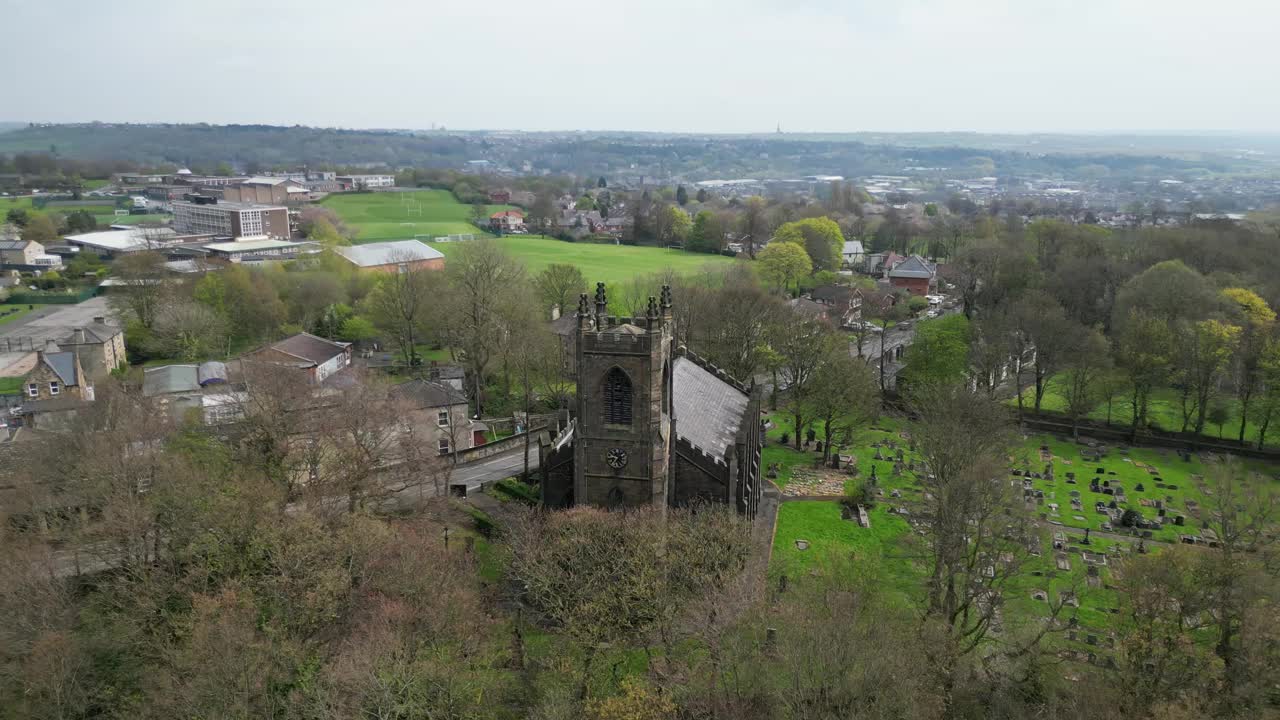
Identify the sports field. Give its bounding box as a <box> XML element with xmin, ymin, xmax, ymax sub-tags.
<box><xmin>323</xmin><ymin>189</ymin><xmax>740</xmax><ymax>284</ymax></box>
<box><xmin>320</xmin><ymin>189</ymin><xmax>511</xmax><ymax>241</ymax></box>
<box><xmin>428</xmin><ymin>235</ymin><xmax>738</xmax><ymax>285</ymax></box>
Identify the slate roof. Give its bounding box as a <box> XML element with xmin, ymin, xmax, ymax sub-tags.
<box><xmin>0</xmin><ymin>239</ymin><xmax>30</xmax><ymax>251</ymax></box>
<box><xmin>59</xmin><ymin>322</ymin><xmax>120</xmax><ymax>345</ymax></box>
<box><xmin>269</xmin><ymin>333</ymin><xmax>349</xmax><ymax>366</ymax></box>
<box><xmin>842</xmin><ymin>240</ymin><xmax>865</xmax><ymax>256</ymax></box>
<box><xmin>888</xmin><ymin>255</ymin><xmax>936</xmax><ymax>279</ymax></box>
<box><xmin>335</xmin><ymin>240</ymin><xmax>444</xmax><ymax>268</ymax></box>
<box><xmin>673</xmin><ymin>355</ymin><xmax>749</xmax><ymax>462</ymax></box>
<box><xmin>392</xmin><ymin>378</ymin><xmax>469</xmax><ymax>409</ymax></box>
<box><xmin>43</xmin><ymin>352</ymin><xmax>79</xmax><ymax>387</ymax></box>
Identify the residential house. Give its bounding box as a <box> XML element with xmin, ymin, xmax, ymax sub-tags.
<box><xmin>887</xmin><ymin>255</ymin><xmax>937</xmax><ymax>297</ymax></box>
<box><xmin>241</xmin><ymin>332</ymin><xmax>351</xmax><ymax>383</ymax></box>
<box><xmin>57</xmin><ymin>318</ymin><xmax>126</xmax><ymax>380</ymax></box>
<box><xmin>391</xmin><ymin>378</ymin><xmax>484</xmax><ymax>455</ymax></box>
<box><xmin>489</xmin><ymin>209</ymin><xmax>526</xmax><ymax>233</ymax></box>
<box><xmin>841</xmin><ymin>240</ymin><xmax>865</xmax><ymax>268</ymax></box>
<box><xmin>142</xmin><ymin>361</ymin><xmax>243</xmax><ymax>425</ymax></box>
<box><xmin>19</xmin><ymin>342</ymin><xmax>94</xmax><ymax>429</ymax></box>
<box><xmin>424</xmin><ymin>362</ymin><xmax>465</xmax><ymax>392</ymax></box>
<box><xmin>0</xmin><ymin>238</ymin><xmax>62</xmax><ymax>270</ymax></box>
<box><xmin>335</xmin><ymin>240</ymin><xmax>445</xmax><ymax>272</ymax></box>
<box><xmin>810</xmin><ymin>284</ymin><xmax>863</xmax><ymax>327</ymax></box>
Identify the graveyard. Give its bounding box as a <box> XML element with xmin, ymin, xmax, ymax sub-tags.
<box><xmin>765</xmin><ymin>410</ymin><xmax>1280</xmax><ymax>666</ymax></box>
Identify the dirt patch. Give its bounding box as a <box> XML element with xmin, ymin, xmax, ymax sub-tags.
<box><xmin>782</xmin><ymin>467</ymin><xmax>847</xmax><ymax>497</ymax></box>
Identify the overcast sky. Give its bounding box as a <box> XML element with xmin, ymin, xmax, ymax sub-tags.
<box><xmin>5</xmin><ymin>0</ymin><xmax>1278</xmax><ymax>133</ymax></box>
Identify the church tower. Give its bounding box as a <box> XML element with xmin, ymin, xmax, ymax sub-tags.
<box><xmin>571</xmin><ymin>283</ymin><xmax>674</xmax><ymax>509</ymax></box>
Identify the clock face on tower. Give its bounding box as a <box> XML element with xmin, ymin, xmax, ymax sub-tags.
<box><xmin>606</xmin><ymin>447</ymin><xmax>629</xmax><ymax>470</ymax></box>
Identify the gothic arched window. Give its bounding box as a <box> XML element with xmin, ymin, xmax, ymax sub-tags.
<box><xmin>603</xmin><ymin>367</ymin><xmax>633</xmax><ymax>425</ymax></box>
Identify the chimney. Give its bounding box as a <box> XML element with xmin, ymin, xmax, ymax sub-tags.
<box><xmin>93</xmin><ymin>316</ymin><xmax>105</xmax><ymax>324</ymax></box>
<box><xmin>73</xmin><ymin>328</ymin><xmax>86</xmax><ymax>345</ymax></box>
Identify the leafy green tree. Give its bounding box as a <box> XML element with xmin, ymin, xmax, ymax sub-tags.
<box><xmin>757</xmin><ymin>242</ymin><xmax>811</xmax><ymax>293</ymax></box>
<box><xmin>1222</xmin><ymin>287</ymin><xmax>1276</xmax><ymax>442</ymax></box>
<box><xmin>337</xmin><ymin>316</ymin><xmax>377</xmax><ymax>343</ymax></box>
<box><xmin>687</xmin><ymin>210</ymin><xmax>725</xmax><ymax>254</ymax></box>
<box><xmin>597</xmin><ymin>176</ymin><xmax>607</xmax><ymax>188</ymax></box>
<box><xmin>5</xmin><ymin>207</ymin><xmax>30</xmax><ymax>227</ymax></box>
<box><xmin>666</xmin><ymin>206</ymin><xmax>692</xmax><ymax>244</ymax></box>
<box><xmin>675</xmin><ymin>185</ymin><xmax>689</xmax><ymax>206</ymax></box>
<box><xmin>1059</xmin><ymin>325</ymin><xmax>1112</xmax><ymax>439</ymax></box>
<box><xmin>1175</xmin><ymin>319</ymin><xmax>1241</xmax><ymax>434</ymax></box>
<box><xmin>903</xmin><ymin>314</ymin><xmax>971</xmax><ymax>388</ymax></box>
<box><xmin>1116</xmin><ymin>310</ymin><xmax>1175</xmax><ymax>436</ymax></box>
<box><xmin>64</xmin><ymin>210</ymin><xmax>96</xmax><ymax>234</ymax></box>
<box><xmin>534</xmin><ymin>263</ymin><xmax>587</xmax><ymax>316</ymax></box>
<box><xmin>773</xmin><ymin>217</ymin><xmax>845</xmax><ymax>272</ymax></box>
<box><xmin>695</xmin><ymin>187</ymin><xmax>709</xmax><ymax>203</ymax></box>
<box><xmin>803</xmin><ymin>352</ymin><xmax>879</xmax><ymax>464</ymax></box>
<box><xmin>20</xmin><ymin>214</ymin><xmax>57</xmax><ymax>244</ymax></box>
<box><xmin>576</xmin><ymin>195</ymin><xmax>597</xmax><ymax>211</ymax></box>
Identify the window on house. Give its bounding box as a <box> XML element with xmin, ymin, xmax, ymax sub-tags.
<box><xmin>603</xmin><ymin>367</ymin><xmax>632</xmax><ymax>425</ymax></box>
<box><xmin>26</xmin><ymin>383</ymin><xmax>38</xmax><ymax>398</ymax></box>
<box><xmin>438</xmin><ymin>438</ymin><xmax>451</xmax><ymax>454</ymax></box>
<box><xmin>437</xmin><ymin>410</ymin><xmax>450</xmax><ymax>427</ymax></box>
<box><xmin>397</xmin><ymin>262</ymin><xmax>409</xmax><ymax>274</ymax></box>
<box><xmin>49</xmin><ymin>381</ymin><xmax>59</xmax><ymax>396</ymax></box>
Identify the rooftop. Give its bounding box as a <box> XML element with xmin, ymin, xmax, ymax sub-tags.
<box><xmin>65</xmin><ymin>228</ymin><xmax>177</xmax><ymax>251</ymax></box>
<box><xmin>267</xmin><ymin>333</ymin><xmax>349</xmax><ymax>366</ymax></box>
<box><xmin>334</xmin><ymin>240</ymin><xmax>444</xmax><ymax>267</ymax></box>
<box><xmin>392</xmin><ymin>378</ymin><xmax>468</xmax><ymax>409</ymax></box>
<box><xmin>204</xmin><ymin>238</ymin><xmax>307</xmax><ymax>253</ymax></box>
<box><xmin>673</xmin><ymin>354</ymin><xmax>749</xmax><ymax>461</ymax></box>
<box><xmin>173</xmin><ymin>200</ymin><xmax>288</xmax><ymax>212</ymax></box>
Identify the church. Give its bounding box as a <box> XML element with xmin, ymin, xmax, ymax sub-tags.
<box><xmin>540</xmin><ymin>283</ymin><xmax>764</xmax><ymax>517</ymax></box>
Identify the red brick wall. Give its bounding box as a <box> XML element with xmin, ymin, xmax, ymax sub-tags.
<box><xmin>890</xmin><ymin>276</ymin><xmax>931</xmax><ymax>296</ymax></box>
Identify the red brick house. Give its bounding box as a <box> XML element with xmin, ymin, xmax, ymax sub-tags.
<box><xmin>887</xmin><ymin>255</ymin><xmax>937</xmax><ymax>297</ymax></box>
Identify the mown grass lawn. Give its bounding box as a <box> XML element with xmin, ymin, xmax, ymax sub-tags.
<box><xmin>429</xmin><ymin>235</ymin><xmax>738</xmax><ymax>286</ymax></box>
<box><xmin>322</xmin><ymin>189</ymin><xmax>511</xmax><ymax>241</ymax></box>
<box><xmin>0</xmin><ymin>304</ymin><xmax>44</xmax><ymax>327</ymax></box>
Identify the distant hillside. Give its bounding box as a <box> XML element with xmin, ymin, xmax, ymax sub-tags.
<box><xmin>0</xmin><ymin>123</ymin><xmax>1269</xmax><ymax>181</ymax></box>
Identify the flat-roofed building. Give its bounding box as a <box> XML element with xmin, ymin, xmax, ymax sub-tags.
<box><xmin>65</xmin><ymin>228</ymin><xmax>179</xmax><ymax>257</ymax></box>
<box><xmin>334</xmin><ymin>240</ymin><xmax>444</xmax><ymax>272</ymax></box>
<box><xmin>173</xmin><ymin>200</ymin><xmax>291</xmax><ymax>239</ymax></box>
<box><xmin>335</xmin><ymin>174</ymin><xmax>395</xmax><ymax>190</ymax></box>
<box><xmin>203</xmin><ymin>238</ymin><xmax>318</xmax><ymax>263</ymax></box>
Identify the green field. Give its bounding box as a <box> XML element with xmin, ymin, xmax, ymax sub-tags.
<box><xmin>324</xmin><ymin>189</ymin><xmax>739</xmax><ymax>284</ymax></box>
<box><xmin>321</xmin><ymin>189</ymin><xmax>510</xmax><ymax>241</ymax></box>
<box><xmin>428</xmin><ymin>235</ymin><xmax>738</xmax><ymax>286</ymax></box>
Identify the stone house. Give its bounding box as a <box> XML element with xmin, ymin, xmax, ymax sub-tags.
<box><xmin>240</xmin><ymin>333</ymin><xmax>352</xmax><ymax>384</ymax></box>
<box><xmin>57</xmin><ymin>318</ymin><xmax>127</xmax><ymax>380</ymax></box>
<box><xmin>390</xmin><ymin>378</ymin><xmax>483</xmax><ymax>455</ymax></box>
<box><xmin>20</xmin><ymin>343</ymin><xmax>95</xmax><ymax>430</ymax></box>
